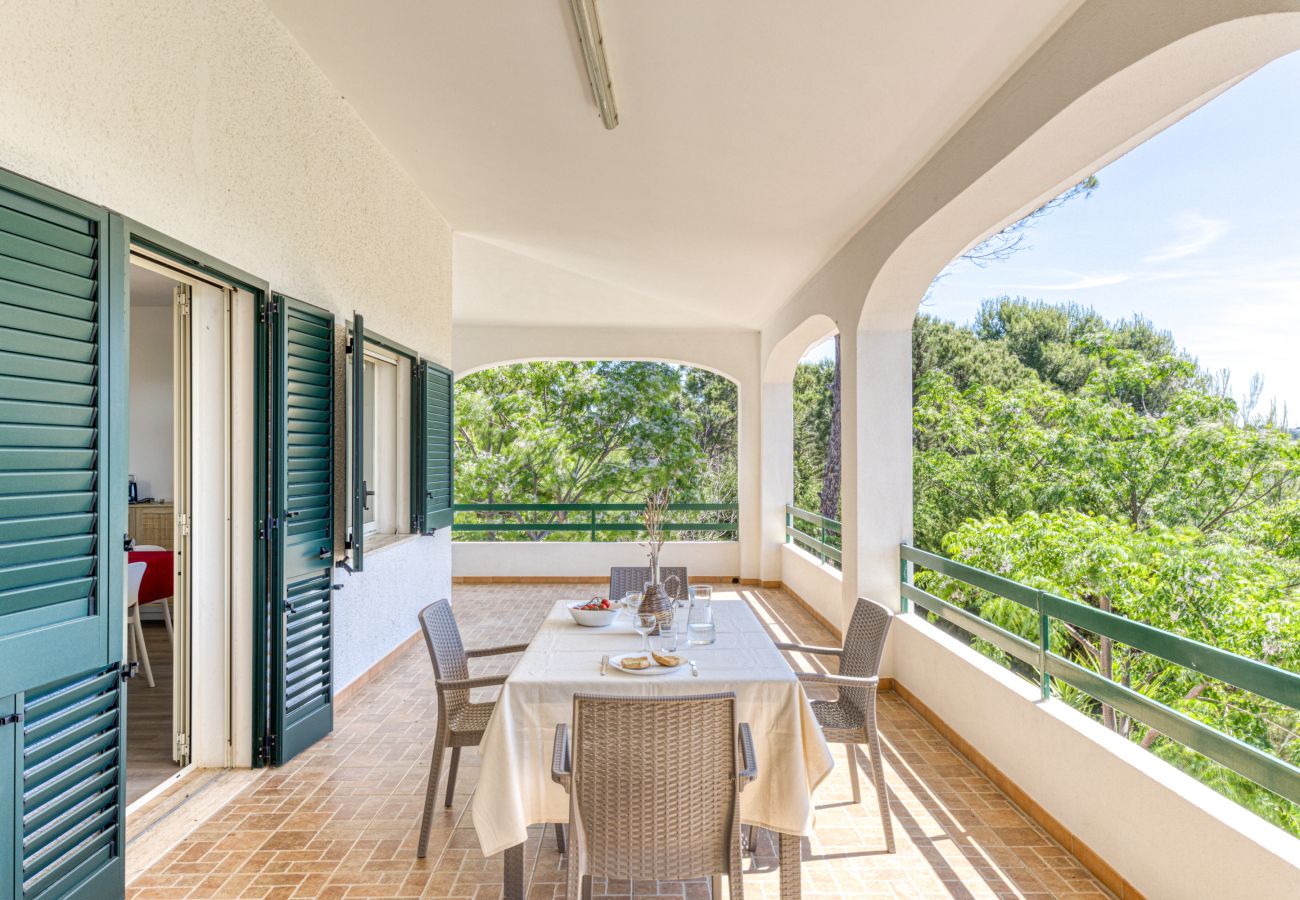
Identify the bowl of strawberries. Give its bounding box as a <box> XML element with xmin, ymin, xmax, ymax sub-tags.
<box><xmin>568</xmin><ymin>596</ymin><xmax>618</xmax><ymax>627</ymax></box>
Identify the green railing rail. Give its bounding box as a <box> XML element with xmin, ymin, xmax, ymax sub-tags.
<box><xmin>785</xmin><ymin>504</ymin><xmax>842</xmax><ymax>567</ymax></box>
<box><xmin>452</xmin><ymin>502</ymin><xmax>738</xmax><ymax>540</ymax></box>
<box><xmin>899</xmin><ymin>543</ymin><xmax>1300</xmax><ymax>807</ymax></box>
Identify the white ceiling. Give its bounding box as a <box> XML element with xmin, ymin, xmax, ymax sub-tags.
<box><xmin>265</xmin><ymin>0</ymin><xmax>1075</xmax><ymax>329</ymax></box>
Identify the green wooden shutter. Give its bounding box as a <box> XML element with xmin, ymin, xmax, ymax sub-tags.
<box><xmin>414</xmin><ymin>362</ymin><xmax>453</xmax><ymax>533</ymax></box>
<box><xmin>0</xmin><ymin>172</ymin><xmax>125</xmax><ymax>900</ymax></box>
<box><xmin>269</xmin><ymin>295</ymin><xmax>336</xmax><ymax>764</ymax></box>
<box><xmin>348</xmin><ymin>315</ymin><xmax>365</xmax><ymax>571</ymax></box>
<box><xmin>19</xmin><ymin>666</ymin><xmax>124</xmax><ymax>900</ymax></box>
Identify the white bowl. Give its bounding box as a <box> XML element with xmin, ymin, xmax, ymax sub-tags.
<box><xmin>568</xmin><ymin>603</ymin><xmax>619</xmax><ymax>627</ymax></box>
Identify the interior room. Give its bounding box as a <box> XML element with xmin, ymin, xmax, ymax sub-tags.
<box><xmin>125</xmin><ymin>263</ymin><xmax>182</xmax><ymax>804</ymax></box>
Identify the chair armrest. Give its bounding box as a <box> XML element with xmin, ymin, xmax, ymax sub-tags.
<box><xmin>774</xmin><ymin>641</ymin><xmax>843</xmax><ymax>657</ymax></box>
<box><xmin>466</xmin><ymin>643</ymin><xmax>530</xmax><ymax>658</ymax></box>
<box><xmin>796</xmin><ymin>671</ymin><xmax>879</xmax><ymax>690</ymax></box>
<box><xmin>551</xmin><ymin>724</ymin><xmax>571</xmax><ymax>792</ymax></box>
<box><xmin>436</xmin><ymin>673</ymin><xmax>508</xmax><ymax>691</ymax></box>
<box><xmin>737</xmin><ymin>723</ymin><xmax>757</xmax><ymax>791</ymax></box>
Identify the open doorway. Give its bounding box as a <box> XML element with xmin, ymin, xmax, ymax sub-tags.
<box><xmin>125</xmin><ymin>262</ymin><xmax>182</xmax><ymax>803</ymax></box>
<box><xmin>125</xmin><ymin>254</ymin><xmax>247</xmax><ymax>806</ymax></box>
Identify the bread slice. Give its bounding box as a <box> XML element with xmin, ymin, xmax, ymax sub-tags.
<box><xmin>621</xmin><ymin>656</ymin><xmax>650</xmax><ymax>670</ymax></box>
<box><xmin>651</xmin><ymin>652</ymin><xmax>683</xmax><ymax>668</ymax></box>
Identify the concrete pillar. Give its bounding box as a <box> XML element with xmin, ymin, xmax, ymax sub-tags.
<box><xmin>737</xmin><ymin>374</ymin><xmax>762</xmax><ymax>581</ymax></box>
<box><xmin>845</xmin><ymin>326</ymin><xmax>913</xmax><ymax>615</ymax></box>
<box><xmin>759</xmin><ymin>380</ymin><xmax>794</xmax><ymax>584</ymax></box>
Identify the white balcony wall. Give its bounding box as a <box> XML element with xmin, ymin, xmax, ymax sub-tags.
<box><xmin>454</xmin><ymin>541</ymin><xmax>740</xmax><ymax>583</ymax></box>
<box><xmin>887</xmin><ymin>616</ymin><xmax>1300</xmax><ymax>897</ymax></box>
<box><xmin>779</xmin><ymin>544</ymin><xmax>843</xmax><ymax>635</ymax></box>
<box><xmin>0</xmin><ymin>0</ymin><xmax>453</xmax><ymax>701</ymax></box>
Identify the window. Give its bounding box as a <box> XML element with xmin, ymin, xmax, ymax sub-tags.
<box><xmin>346</xmin><ymin>322</ymin><xmax>413</xmax><ymax>566</ymax></box>
<box><xmin>345</xmin><ymin>316</ymin><xmax>453</xmax><ymax>570</ymax></box>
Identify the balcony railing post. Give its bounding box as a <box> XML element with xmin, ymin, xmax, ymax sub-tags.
<box><xmin>785</xmin><ymin>506</ymin><xmax>791</xmax><ymax>543</ymax></box>
<box><xmin>819</xmin><ymin>522</ymin><xmax>827</xmax><ymax>564</ymax></box>
<box><xmin>899</xmin><ymin>555</ymin><xmax>910</xmax><ymax>614</ymax></box>
<box><xmin>590</xmin><ymin>507</ymin><xmax>597</xmax><ymax>542</ymax></box>
<box><xmin>1036</xmin><ymin>590</ymin><xmax>1051</xmax><ymax>701</ymax></box>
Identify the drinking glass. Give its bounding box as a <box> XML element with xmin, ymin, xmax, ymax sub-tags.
<box><xmin>657</xmin><ymin>625</ymin><xmax>679</xmax><ymax>653</ymax></box>
<box><xmin>634</xmin><ymin>613</ymin><xmax>657</xmax><ymax>652</ymax></box>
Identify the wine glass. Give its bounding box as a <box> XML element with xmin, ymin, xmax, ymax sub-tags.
<box><xmin>633</xmin><ymin>613</ymin><xmax>657</xmax><ymax>652</ymax></box>
<box><xmin>622</xmin><ymin>591</ymin><xmax>642</xmax><ymax>620</ymax></box>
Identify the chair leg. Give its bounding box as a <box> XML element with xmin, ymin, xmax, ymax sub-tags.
<box><xmin>580</xmin><ymin>874</ymin><xmax>592</xmax><ymax>900</ymax></box>
<box><xmin>866</xmin><ymin>695</ymin><xmax>896</xmax><ymax>853</ymax></box>
<box><xmin>846</xmin><ymin>743</ymin><xmax>861</xmax><ymax>804</ymax></box>
<box><xmin>712</xmin><ymin>874</ymin><xmax>724</xmax><ymax>899</ymax></box>
<box><xmin>444</xmin><ymin>746</ymin><xmax>460</xmax><ymax>808</ymax></box>
<box><xmin>554</xmin><ymin>822</ymin><xmax>567</xmax><ymax>854</ymax></box>
<box><xmin>416</xmin><ymin>729</ymin><xmax>447</xmax><ymax>858</ymax></box>
<box><xmin>132</xmin><ymin>609</ymin><xmax>155</xmax><ymax>688</ymax></box>
<box><xmin>162</xmin><ymin>599</ymin><xmax>173</xmax><ymax>640</ymax></box>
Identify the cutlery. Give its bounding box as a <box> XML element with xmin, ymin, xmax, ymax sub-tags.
<box><xmin>689</xmin><ymin>659</ymin><xmax>699</xmax><ymax>677</ymax></box>
<box><xmin>600</xmin><ymin>654</ymin><xmax>609</xmax><ymax>676</ymax></box>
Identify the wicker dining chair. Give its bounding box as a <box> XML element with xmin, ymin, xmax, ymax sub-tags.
<box><xmin>416</xmin><ymin>599</ymin><xmax>529</xmax><ymax>858</ymax></box>
<box><xmin>776</xmin><ymin>596</ymin><xmax>896</xmax><ymax>852</ymax></box>
<box><xmin>551</xmin><ymin>693</ymin><xmax>757</xmax><ymax>900</ymax></box>
<box><xmin>609</xmin><ymin>566</ymin><xmax>689</xmax><ymax>602</ymax></box>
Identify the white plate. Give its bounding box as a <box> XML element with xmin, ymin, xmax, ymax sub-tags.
<box><xmin>608</xmin><ymin>653</ymin><xmax>685</xmax><ymax>676</ymax></box>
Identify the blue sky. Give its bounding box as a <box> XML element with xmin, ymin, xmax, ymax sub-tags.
<box><xmin>809</xmin><ymin>50</ymin><xmax>1300</xmax><ymax>414</ymax></box>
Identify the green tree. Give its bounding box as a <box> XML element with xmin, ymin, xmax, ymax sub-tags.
<box><xmin>454</xmin><ymin>361</ymin><xmax>736</xmax><ymax>539</ymax></box>
<box><xmin>911</xmin><ymin>297</ymin><xmax>1300</xmax><ymax>833</ymax></box>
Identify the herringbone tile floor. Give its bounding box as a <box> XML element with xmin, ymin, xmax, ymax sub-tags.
<box><xmin>126</xmin><ymin>583</ymin><xmax>1111</xmax><ymax>899</ymax></box>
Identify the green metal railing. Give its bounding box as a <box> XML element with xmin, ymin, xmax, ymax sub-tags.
<box><xmin>785</xmin><ymin>504</ymin><xmax>842</xmax><ymax>567</ymax></box>
<box><xmin>452</xmin><ymin>502</ymin><xmax>738</xmax><ymax>540</ymax></box>
<box><xmin>900</xmin><ymin>543</ymin><xmax>1300</xmax><ymax>806</ymax></box>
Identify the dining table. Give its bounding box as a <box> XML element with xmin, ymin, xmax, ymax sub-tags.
<box><xmin>472</xmin><ymin>596</ymin><xmax>835</xmax><ymax>899</ymax></box>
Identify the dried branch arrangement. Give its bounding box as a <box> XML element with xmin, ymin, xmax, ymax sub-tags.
<box><xmin>642</xmin><ymin>487</ymin><xmax>670</xmax><ymax>573</ymax></box>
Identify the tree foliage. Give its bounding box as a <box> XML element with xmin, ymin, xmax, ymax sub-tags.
<box><xmin>454</xmin><ymin>361</ymin><xmax>737</xmax><ymax>539</ymax></box>
<box><xmin>912</xmin><ymin>298</ymin><xmax>1300</xmax><ymax>833</ymax></box>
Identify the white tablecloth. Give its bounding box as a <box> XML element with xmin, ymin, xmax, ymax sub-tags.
<box><xmin>472</xmin><ymin>598</ymin><xmax>835</xmax><ymax>857</ymax></box>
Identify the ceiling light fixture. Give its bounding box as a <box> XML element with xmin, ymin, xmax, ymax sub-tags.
<box><xmin>568</xmin><ymin>0</ymin><xmax>618</xmax><ymax>129</ymax></box>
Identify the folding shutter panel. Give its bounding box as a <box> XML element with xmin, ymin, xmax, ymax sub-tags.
<box><xmin>271</xmin><ymin>295</ymin><xmax>335</xmax><ymax>764</ymax></box>
<box><xmin>0</xmin><ymin>174</ymin><xmax>125</xmax><ymax>898</ymax></box>
<box><xmin>348</xmin><ymin>315</ymin><xmax>365</xmax><ymax>571</ymax></box>
<box><xmin>417</xmin><ymin>362</ymin><xmax>453</xmax><ymax>533</ymax></box>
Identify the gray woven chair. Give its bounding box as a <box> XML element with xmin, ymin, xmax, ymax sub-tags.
<box><xmin>609</xmin><ymin>566</ymin><xmax>688</xmax><ymax>603</ymax></box>
<box><xmin>416</xmin><ymin>599</ymin><xmax>528</xmax><ymax>858</ymax></box>
<box><xmin>551</xmin><ymin>693</ymin><xmax>757</xmax><ymax>900</ymax></box>
<box><xmin>776</xmin><ymin>596</ymin><xmax>895</xmax><ymax>852</ymax></box>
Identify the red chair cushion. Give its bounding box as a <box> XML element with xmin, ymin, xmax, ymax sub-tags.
<box><xmin>128</xmin><ymin>550</ymin><xmax>174</xmax><ymax>604</ymax></box>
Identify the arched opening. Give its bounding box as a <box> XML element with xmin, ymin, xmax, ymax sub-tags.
<box><xmin>452</xmin><ymin>360</ymin><xmax>739</xmax><ymax>543</ymax></box>
<box><xmin>788</xmin><ymin>333</ymin><xmax>843</xmax><ymax>568</ymax></box>
<box><xmin>902</xmin><ymin>48</ymin><xmax>1300</xmax><ymax>836</ymax></box>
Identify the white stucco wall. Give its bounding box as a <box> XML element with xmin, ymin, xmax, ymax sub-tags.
<box><xmin>0</xmin><ymin>0</ymin><xmax>453</xmax><ymax>697</ymax></box>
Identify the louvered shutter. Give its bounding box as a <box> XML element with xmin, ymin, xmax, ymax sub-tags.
<box><xmin>19</xmin><ymin>667</ymin><xmax>123</xmax><ymax>900</ymax></box>
<box><xmin>268</xmin><ymin>295</ymin><xmax>336</xmax><ymax>764</ymax></box>
<box><xmin>415</xmin><ymin>362</ymin><xmax>453</xmax><ymax>533</ymax></box>
<box><xmin>0</xmin><ymin>173</ymin><xmax>125</xmax><ymax>899</ymax></box>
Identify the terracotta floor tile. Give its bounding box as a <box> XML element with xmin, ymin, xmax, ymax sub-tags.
<box><xmin>127</xmin><ymin>583</ymin><xmax>1113</xmax><ymax>900</ymax></box>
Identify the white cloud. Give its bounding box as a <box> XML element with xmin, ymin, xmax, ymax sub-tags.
<box><xmin>1142</xmin><ymin>214</ymin><xmax>1228</xmax><ymax>263</ymax></box>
